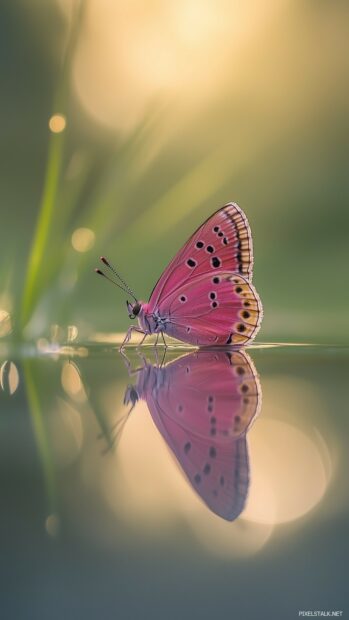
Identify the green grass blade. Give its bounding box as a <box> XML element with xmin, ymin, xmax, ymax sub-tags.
<box><xmin>20</xmin><ymin>130</ymin><xmax>65</xmax><ymax>329</ymax></box>
<box><xmin>20</xmin><ymin>1</ymin><xmax>84</xmax><ymax>332</ymax></box>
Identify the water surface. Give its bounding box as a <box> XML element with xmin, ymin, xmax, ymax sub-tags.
<box><xmin>1</xmin><ymin>340</ymin><xmax>348</xmax><ymax>619</ymax></box>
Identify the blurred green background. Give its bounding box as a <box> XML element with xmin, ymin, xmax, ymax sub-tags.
<box><xmin>1</xmin><ymin>0</ymin><xmax>348</xmax><ymax>343</ymax></box>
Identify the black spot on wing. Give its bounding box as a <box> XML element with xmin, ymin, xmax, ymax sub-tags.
<box><xmin>184</xmin><ymin>442</ymin><xmax>191</xmax><ymax>453</ymax></box>
<box><xmin>211</xmin><ymin>257</ymin><xmax>221</xmax><ymax>268</ymax></box>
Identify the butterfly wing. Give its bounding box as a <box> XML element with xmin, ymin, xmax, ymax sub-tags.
<box><xmin>148</xmin><ymin>203</ymin><xmax>254</xmax><ymax>311</ymax></box>
<box><xmin>145</xmin><ymin>350</ymin><xmax>261</xmax><ymax>438</ymax></box>
<box><xmin>141</xmin><ymin>350</ymin><xmax>260</xmax><ymax>521</ymax></box>
<box><xmin>160</xmin><ymin>270</ymin><xmax>262</xmax><ymax>346</ymax></box>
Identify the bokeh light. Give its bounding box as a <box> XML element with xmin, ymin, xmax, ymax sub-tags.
<box><xmin>0</xmin><ymin>360</ymin><xmax>19</xmax><ymax>395</ymax></box>
<box><xmin>48</xmin><ymin>113</ymin><xmax>66</xmax><ymax>133</ymax></box>
<box><xmin>71</xmin><ymin>227</ymin><xmax>95</xmax><ymax>252</ymax></box>
<box><xmin>61</xmin><ymin>360</ymin><xmax>86</xmax><ymax>401</ymax></box>
<box><xmin>244</xmin><ymin>419</ymin><xmax>330</xmax><ymax>524</ymax></box>
<box><xmin>67</xmin><ymin>325</ymin><xmax>78</xmax><ymax>342</ymax></box>
<box><xmin>0</xmin><ymin>310</ymin><xmax>12</xmax><ymax>338</ymax></box>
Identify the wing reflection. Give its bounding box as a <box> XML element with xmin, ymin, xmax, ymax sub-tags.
<box><xmin>124</xmin><ymin>349</ymin><xmax>261</xmax><ymax>521</ymax></box>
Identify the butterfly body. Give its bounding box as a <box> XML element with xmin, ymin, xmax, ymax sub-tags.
<box><xmin>136</xmin><ymin>303</ymin><xmax>170</xmax><ymax>335</ymax></box>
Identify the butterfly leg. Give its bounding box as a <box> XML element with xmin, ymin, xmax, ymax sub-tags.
<box><xmin>120</xmin><ymin>348</ymin><xmax>146</xmax><ymax>376</ymax></box>
<box><xmin>159</xmin><ymin>347</ymin><xmax>167</xmax><ymax>368</ymax></box>
<box><xmin>160</xmin><ymin>331</ymin><xmax>168</xmax><ymax>349</ymax></box>
<box><xmin>154</xmin><ymin>332</ymin><xmax>160</xmax><ymax>366</ymax></box>
<box><xmin>119</xmin><ymin>326</ymin><xmax>145</xmax><ymax>351</ymax></box>
<box><xmin>136</xmin><ymin>332</ymin><xmax>148</xmax><ymax>350</ymax></box>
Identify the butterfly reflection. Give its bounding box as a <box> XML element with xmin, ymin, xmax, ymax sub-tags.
<box><xmin>124</xmin><ymin>349</ymin><xmax>261</xmax><ymax>522</ymax></box>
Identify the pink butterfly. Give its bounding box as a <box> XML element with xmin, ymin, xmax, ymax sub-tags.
<box><xmin>124</xmin><ymin>348</ymin><xmax>261</xmax><ymax>521</ymax></box>
<box><xmin>96</xmin><ymin>202</ymin><xmax>263</xmax><ymax>347</ymax></box>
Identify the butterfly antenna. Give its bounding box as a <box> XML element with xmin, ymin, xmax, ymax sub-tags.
<box><xmin>100</xmin><ymin>257</ymin><xmax>138</xmax><ymax>302</ymax></box>
<box><xmin>95</xmin><ymin>268</ymin><xmax>135</xmax><ymax>298</ymax></box>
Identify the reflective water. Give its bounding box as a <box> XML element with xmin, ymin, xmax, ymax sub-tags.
<box><xmin>1</xmin><ymin>340</ymin><xmax>348</xmax><ymax>618</ymax></box>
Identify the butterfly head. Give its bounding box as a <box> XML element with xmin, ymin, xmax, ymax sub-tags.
<box><xmin>127</xmin><ymin>300</ymin><xmax>142</xmax><ymax>319</ymax></box>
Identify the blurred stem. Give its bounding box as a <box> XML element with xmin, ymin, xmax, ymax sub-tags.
<box><xmin>23</xmin><ymin>361</ymin><xmax>56</xmax><ymax>514</ymax></box>
<box><xmin>20</xmin><ymin>1</ymin><xmax>84</xmax><ymax>332</ymax></box>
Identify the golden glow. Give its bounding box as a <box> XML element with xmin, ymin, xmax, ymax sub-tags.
<box><xmin>242</xmin><ymin>376</ymin><xmax>333</xmax><ymax>525</ymax></box>
<box><xmin>0</xmin><ymin>309</ymin><xmax>12</xmax><ymax>337</ymax></box>
<box><xmin>0</xmin><ymin>361</ymin><xmax>19</xmax><ymax>395</ymax></box>
<box><xmin>103</xmin><ymin>400</ymin><xmax>274</xmax><ymax>556</ymax></box>
<box><xmin>48</xmin><ymin>113</ymin><xmax>66</xmax><ymax>133</ymax></box>
<box><xmin>70</xmin><ymin>0</ymin><xmax>283</xmax><ymax>132</ymax></box>
<box><xmin>99</xmin><ymin>371</ymin><xmax>333</xmax><ymax>552</ymax></box>
<box><xmin>244</xmin><ymin>419</ymin><xmax>330</xmax><ymax>525</ymax></box>
<box><xmin>102</xmin><ymin>401</ymin><xmax>272</xmax><ymax>556</ymax></box>
<box><xmin>71</xmin><ymin>227</ymin><xmax>95</xmax><ymax>252</ymax></box>
<box><xmin>103</xmin><ymin>402</ymin><xmax>204</xmax><ymax>525</ymax></box>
